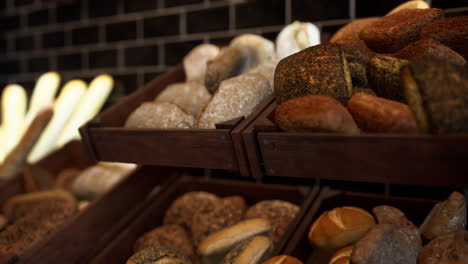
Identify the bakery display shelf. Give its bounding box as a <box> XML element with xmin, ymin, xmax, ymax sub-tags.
<box><xmin>0</xmin><ymin>141</ymin><xmax>179</xmax><ymax>264</ymax></box>
<box><xmin>282</xmin><ymin>187</ymin><xmax>438</xmax><ymax>264</ymax></box>
<box><xmin>242</xmin><ymin>101</ymin><xmax>468</xmax><ymax>187</ymax></box>
<box><xmin>80</xmin><ymin>65</ymin><xmax>274</xmax><ymax>176</ymax></box>
<box><xmin>90</xmin><ymin>174</ymin><xmax>319</xmax><ymax>264</ymax></box>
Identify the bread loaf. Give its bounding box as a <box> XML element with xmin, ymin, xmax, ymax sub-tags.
<box><xmin>184</xmin><ymin>44</ymin><xmax>220</xmax><ymax>82</ymax></box>
<box><xmin>230</xmin><ymin>34</ymin><xmax>276</xmax><ymax>67</ymax></box>
<box><xmin>360</xmin><ymin>8</ymin><xmax>444</xmax><ymax>53</ymax></box>
<box><xmin>329</xmin><ymin>246</ymin><xmax>353</xmax><ymax>264</ymax></box>
<box><xmin>387</xmin><ymin>0</ymin><xmax>429</xmax><ymax>15</ymax></box>
<box><xmin>221</xmin><ymin>235</ymin><xmax>273</xmax><ymax>264</ymax></box>
<box><xmin>276</xmin><ymin>21</ymin><xmax>321</xmax><ymax>60</ymax></box>
<box><xmin>393</xmin><ymin>39</ymin><xmax>466</xmax><ymax>66</ymax></box>
<box><xmin>274</xmin><ymin>44</ymin><xmax>352</xmax><ymax>104</ymax></box>
<box><xmin>274</xmin><ymin>95</ymin><xmax>360</xmax><ymax>134</ymax></box>
<box><xmin>418</xmin><ymin>230</ymin><xmax>468</xmax><ymax>264</ymax></box>
<box><xmin>347</xmin><ymin>93</ymin><xmax>419</xmax><ymax>133</ymax></box>
<box><xmin>125</xmin><ymin>102</ymin><xmax>195</xmax><ymax>129</ymax></box>
<box><xmin>263</xmin><ymin>255</ymin><xmax>304</xmax><ymax>264</ymax></box>
<box><xmin>126</xmin><ymin>247</ymin><xmax>191</xmax><ymax>264</ymax></box>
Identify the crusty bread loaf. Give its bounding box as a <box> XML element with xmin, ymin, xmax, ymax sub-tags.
<box><xmin>418</xmin><ymin>230</ymin><xmax>468</xmax><ymax>264</ymax></box>
<box><xmin>308</xmin><ymin>206</ymin><xmax>375</xmax><ymax>249</ymax></box>
<box><xmin>275</xmin><ymin>95</ymin><xmax>360</xmax><ymax>135</ymax></box>
<box><xmin>347</xmin><ymin>93</ymin><xmax>419</xmax><ymax>133</ymax></box>
<box><xmin>183</xmin><ymin>44</ymin><xmax>220</xmax><ymax>82</ymax></box>
<box><xmin>263</xmin><ymin>255</ymin><xmax>304</xmax><ymax>264</ymax></box>
<box><xmin>359</xmin><ymin>8</ymin><xmax>444</xmax><ymax>53</ymax></box>
<box><xmin>222</xmin><ymin>235</ymin><xmax>273</xmax><ymax>264</ymax></box>
<box><xmin>126</xmin><ymin>247</ymin><xmax>191</xmax><ymax>264</ymax></box>
<box><xmin>274</xmin><ymin>44</ymin><xmax>352</xmax><ymax>104</ymax></box>
<box><xmin>125</xmin><ymin>102</ymin><xmax>195</xmax><ymax>129</ymax></box>
<box><xmin>393</xmin><ymin>39</ymin><xmax>466</xmax><ymax>66</ymax></box>
<box><xmin>154</xmin><ymin>81</ymin><xmax>212</xmax><ymax>117</ymax></box>
<box><xmin>421</xmin><ymin>16</ymin><xmax>468</xmax><ymax>60</ymax></box>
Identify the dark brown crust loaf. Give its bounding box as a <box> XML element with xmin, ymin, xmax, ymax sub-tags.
<box><xmin>347</xmin><ymin>93</ymin><xmax>419</xmax><ymax>133</ymax></box>
<box><xmin>274</xmin><ymin>44</ymin><xmax>353</xmax><ymax>104</ymax></box>
<box><xmin>418</xmin><ymin>230</ymin><xmax>468</xmax><ymax>264</ymax></box>
<box><xmin>359</xmin><ymin>8</ymin><xmax>444</xmax><ymax>53</ymax></box>
<box><xmin>401</xmin><ymin>59</ymin><xmax>468</xmax><ymax>134</ymax></box>
<box><xmin>393</xmin><ymin>39</ymin><xmax>466</xmax><ymax>66</ymax></box>
<box><xmin>330</xmin><ymin>17</ymin><xmax>379</xmax><ymax>63</ymax></box>
<box><xmin>133</xmin><ymin>224</ymin><xmax>195</xmax><ymax>260</ymax></box>
<box><xmin>421</xmin><ymin>16</ymin><xmax>468</xmax><ymax>60</ymax></box>
<box><xmin>244</xmin><ymin>200</ymin><xmax>300</xmax><ymax>244</ymax></box>
<box><xmin>274</xmin><ymin>95</ymin><xmax>360</xmax><ymax>134</ymax></box>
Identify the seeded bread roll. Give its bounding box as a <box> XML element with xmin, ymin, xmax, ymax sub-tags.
<box><xmin>154</xmin><ymin>82</ymin><xmax>212</xmax><ymax>117</ymax></box>
<box><xmin>191</xmin><ymin>196</ymin><xmax>246</xmax><ymax>245</ymax></box>
<box><xmin>359</xmin><ymin>8</ymin><xmax>444</xmax><ymax>53</ymax></box>
<box><xmin>418</xmin><ymin>230</ymin><xmax>468</xmax><ymax>264</ymax></box>
<box><xmin>164</xmin><ymin>192</ymin><xmax>220</xmax><ymax>230</ymax></box>
<box><xmin>263</xmin><ymin>255</ymin><xmax>304</xmax><ymax>264</ymax></box>
<box><xmin>275</xmin><ymin>95</ymin><xmax>360</xmax><ymax>134</ymax></box>
<box><xmin>126</xmin><ymin>247</ymin><xmax>191</xmax><ymax>264</ymax></box>
<box><xmin>308</xmin><ymin>206</ymin><xmax>375</xmax><ymax>249</ymax></box>
<box><xmin>347</xmin><ymin>93</ymin><xmax>419</xmax><ymax>133</ymax></box>
<box><xmin>221</xmin><ymin>235</ymin><xmax>273</xmax><ymax>264</ymax></box>
<box><xmin>387</xmin><ymin>0</ymin><xmax>430</xmax><ymax>15</ymax></box>
<box><xmin>393</xmin><ymin>39</ymin><xmax>466</xmax><ymax>66</ymax></box>
<box><xmin>125</xmin><ymin>102</ymin><xmax>195</xmax><ymax>129</ymax></box>
<box><xmin>329</xmin><ymin>246</ymin><xmax>353</xmax><ymax>264</ymax></box>
<box><xmin>134</xmin><ymin>224</ymin><xmax>195</xmax><ymax>260</ymax></box>
<box><xmin>274</xmin><ymin>44</ymin><xmax>353</xmax><ymax>104</ymax></box>
<box><xmin>421</xmin><ymin>16</ymin><xmax>468</xmax><ymax>60</ymax></box>
<box><xmin>245</xmin><ymin>200</ymin><xmax>300</xmax><ymax>244</ymax></box>
<box><xmin>184</xmin><ymin>44</ymin><xmax>220</xmax><ymax>82</ymax></box>
<box><xmin>401</xmin><ymin>59</ymin><xmax>468</xmax><ymax>134</ymax></box>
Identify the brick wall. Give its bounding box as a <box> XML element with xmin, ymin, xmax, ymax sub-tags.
<box><xmin>0</xmin><ymin>0</ymin><xmax>467</xmax><ymax>99</ymax></box>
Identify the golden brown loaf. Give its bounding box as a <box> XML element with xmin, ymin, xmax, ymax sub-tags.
<box><xmin>262</xmin><ymin>255</ymin><xmax>304</xmax><ymax>264</ymax></box>
<box><xmin>274</xmin><ymin>95</ymin><xmax>360</xmax><ymax>134</ymax></box>
<box><xmin>125</xmin><ymin>102</ymin><xmax>195</xmax><ymax>129</ymax></box>
<box><xmin>329</xmin><ymin>246</ymin><xmax>353</xmax><ymax>264</ymax></box>
<box><xmin>359</xmin><ymin>8</ymin><xmax>444</xmax><ymax>53</ymax></box>
<box><xmin>392</xmin><ymin>39</ymin><xmax>466</xmax><ymax>66</ymax></box>
<box><xmin>418</xmin><ymin>230</ymin><xmax>468</xmax><ymax>264</ymax></box>
<box><xmin>126</xmin><ymin>247</ymin><xmax>191</xmax><ymax>264</ymax></box>
<box><xmin>221</xmin><ymin>235</ymin><xmax>273</xmax><ymax>264</ymax></box>
<box><xmin>274</xmin><ymin>44</ymin><xmax>353</xmax><ymax>104</ymax></box>
<box><xmin>347</xmin><ymin>93</ymin><xmax>419</xmax><ymax>133</ymax></box>
<box><xmin>245</xmin><ymin>200</ymin><xmax>299</xmax><ymax>244</ymax></box>
<box><xmin>308</xmin><ymin>206</ymin><xmax>375</xmax><ymax>249</ymax></box>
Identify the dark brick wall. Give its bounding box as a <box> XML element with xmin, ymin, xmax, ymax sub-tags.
<box><xmin>0</xmin><ymin>0</ymin><xmax>466</xmax><ymax>95</ymax></box>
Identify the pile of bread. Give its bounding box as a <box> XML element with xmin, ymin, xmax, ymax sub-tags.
<box><xmin>274</xmin><ymin>1</ymin><xmax>468</xmax><ymax>135</ymax></box>
<box><xmin>0</xmin><ymin>162</ymin><xmax>135</xmax><ymax>261</ymax></box>
<box><xmin>125</xmin><ymin>22</ymin><xmax>321</xmax><ymax>130</ymax></box>
<box><xmin>125</xmin><ymin>191</ymin><xmax>300</xmax><ymax>264</ymax></box>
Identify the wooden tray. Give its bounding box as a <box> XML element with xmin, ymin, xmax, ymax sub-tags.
<box><xmin>281</xmin><ymin>187</ymin><xmax>438</xmax><ymax>264</ymax></box>
<box><xmin>242</xmin><ymin>101</ymin><xmax>468</xmax><ymax>187</ymax></box>
<box><xmin>0</xmin><ymin>141</ymin><xmax>178</xmax><ymax>264</ymax></box>
<box><xmin>80</xmin><ymin>65</ymin><xmax>274</xmax><ymax>176</ymax></box>
<box><xmin>90</xmin><ymin>175</ymin><xmax>319</xmax><ymax>263</ymax></box>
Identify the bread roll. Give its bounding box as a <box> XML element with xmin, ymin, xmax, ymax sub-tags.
<box><xmin>308</xmin><ymin>206</ymin><xmax>375</xmax><ymax>249</ymax></box>
<box><xmin>274</xmin><ymin>44</ymin><xmax>352</xmax><ymax>104</ymax></box>
<box><xmin>263</xmin><ymin>255</ymin><xmax>304</xmax><ymax>264</ymax></box>
<box><xmin>420</xmin><ymin>192</ymin><xmax>466</xmax><ymax>241</ymax></box>
<box><xmin>276</xmin><ymin>21</ymin><xmax>321</xmax><ymax>59</ymax></box>
<box><xmin>54</xmin><ymin>168</ymin><xmax>82</xmax><ymax>191</ymax></box>
<box><xmin>360</xmin><ymin>8</ymin><xmax>444</xmax><ymax>53</ymax></box>
<box><xmin>155</xmin><ymin>81</ymin><xmax>212</xmax><ymax>117</ymax></box>
<box><xmin>184</xmin><ymin>44</ymin><xmax>220</xmax><ymax>82</ymax></box>
<box><xmin>387</xmin><ymin>0</ymin><xmax>430</xmax><ymax>15</ymax></box>
<box><xmin>125</xmin><ymin>102</ymin><xmax>195</xmax><ymax>129</ymax></box>
<box><xmin>230</xmin><ymin>34</ymin><xmax>276</xmax><ymax>67</ymax></box>
<box><xmin>221</xmin><ymin>235</ymin><xmax>273</xmax><ymax>264</ymax></box>
<box><xmin>329</xmin><ymin>246</ymin><xmax>353</xmax><ymax>264</ymax></box>
<box><xmin>393</xmin><ymin>39</ymin><xmax>466</xmax><ymax>66</ymax></box>
<box><xmin>197</xmin><ymin>72</ymin><xmax>271</xmax><ymax>129</ymax></box>
<box><xmin>245</xmin><ymin>200</ymin><xmax>300</xmax><ymax>244</ymax></box>
<box><xmin>347</xmin><ymin>93</ymin><xmax>419</xmax><ymax>133</ymax></box>
<box><xmin>126</xmin><ymin>247</ymin><xmax>191</xmax><ymax>264</ymax></box>
<box><xmin>247</xmin><ymin>60</ymin><xmax>278</xmax><ymax>88</ymax></box>
<box><xmin>275</xmin><ymin>95</ymin><xmax>360</xmax><ymax>134</ymax></box>
<box><xmin>418</xmin><ymin>230</ymin><xmax>468</xmax><ymax>264</ymax></box>
<box><xmin>345</xmin><ymin>54</ymin><xmax>368</xmax><ymax>88</ymax></box>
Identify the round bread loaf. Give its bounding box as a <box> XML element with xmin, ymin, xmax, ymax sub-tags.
<box><xmin>126</xmin><ymin>247</ymin><xmax>191</xmax><ymax>264</ymax></box>
<box><xmin>308</xmin><ymin>206</ymin><xmax>375</xmax><ymax>249</ymax></box>
<box><xmin>164</xmin><ymin>192</ymin><xmax>220</xmax><ymax>230</ymax></box>
<box><xmin>191</xmin><ymin>196</ymin><xmax>246</xmax><ymax>245</ymax></box>
<box><xmin>183</xmin><ymin>44</ymin><xmax>220</xmax><ymax>82</ymax></box>
<box><xmin>221</xmin><ymin>235</ymin><xmax>273</xmax><ymax>264</ymax></box>
<box><xmin>359</xmin><ymin>8</ymin><xmax>444</xmax><ymax>53</ymax></box>
<box><xmin>329</xmin><ymin>246</ymin><xmax>353</xmax><ymax>264</ymax></box>
<box><xmin>134</xmin><ymin>224</ymin><xmax>195</xmax><ymax>260</ymax></box>
<box><xmin>245</xmin><ymin>200</ymin><xmax>300</xmax><ymax>243</ymax></box>
<box><xmin>347</xmin><ymin>93</ymin><xmax>419</xmax><ymax>133</ymax></box>
<box><xmin>125</xmin><ymin>102</ymin><xmax>195</xmax><ymax>129</ymax></box>
<box><xmin>274</xmin><ymin>95</ymin><xmax>360</xmax><ymax>134</ymax></box>
<box><xmin>392</xmin><ymin>39</ymin><xmax>466</xmax><ymax>66</ymax></box>
<box><xmin>262</xmin><ymin>255</ymin><xmax>304</xmax><ymax>264</ymax></box>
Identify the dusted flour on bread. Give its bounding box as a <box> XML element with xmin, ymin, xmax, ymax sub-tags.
<box><xmin>125</xmin><ymin>102</ymin><xmax>195</xmax><ymax>129</ymax></box>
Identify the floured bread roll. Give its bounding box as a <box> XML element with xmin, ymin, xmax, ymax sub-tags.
<box><xmin>276</xmin><ymin>21</ymin><xmax>321</xmax><ymax>59</ymax></box>
<box><xmin>125</xmin><ymin>102</ymin><xmax>195</xmax><ymax>129</ymax></box>
<box><xmin>154</xmin><ymin>81</ymin><xmax>212</xmax><ymax>117</ymax></box>
<box><xmin>230</xmin><ymin>34</ymin><xmax>276</xmax><ymax>68</ymax></box>
<box><xmin>197</xmin><ymin>72</ymin><xmax>271</xmax><ymax>129</ymax></box>
<box><xmin>71</xmin><ymin>162</ymin><xmax>136</xmax><ymax>199</ymax></box>
<box><xmin>248</xmin><ymin>60</ymin><xmax>278</xmax><ymax>88</ymax></box>
<box><xmin>184</xmin><ymin>44</ymin><xmax>220</xmax><ymax>82</ymax></box>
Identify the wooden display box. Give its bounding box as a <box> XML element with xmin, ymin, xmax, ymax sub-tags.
<box><xmin>80</xmin><ymin>65</ymin><xmax>274</xmax><ymax>176</ymax></box>
<box><xmin>281</xmin><ymin>187</ymin><xmax>438</xmax><ymax>263</ymax></box>
<box><xmin>90</xmin><ymin>175</ymin><xmax>319</xmax><ymax>263</ymax></box>
<box><xmin>242</xmin><ymin>101</ymin><xmax>468</xmax><ymax>187</ymax></box>
<box><xmin>0</xmin><ymin>142</ymin><xmax>177</xmax><ymax>264</ymax></box>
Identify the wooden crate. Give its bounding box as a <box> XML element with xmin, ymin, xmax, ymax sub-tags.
<box><xmin>80</xmin><ymin>65</ymin><xmax>273</xmax><ymax>176</ymax></box>
<box><xmin>281</xmin><ymin>187</ymin><xmax>438</xmax><ymax>264</ymax></box>
<box><xmin>90</xmin><ymin>175</ymin><xmax>319</xmax><ymax>263</ymax></box>
<box><xmin>0</xmin><ymin>141</ymin><xmax>178</xmax><ymax>264</ymax></box>
<box><xmin>242</xmin><ymin>101</ymin><xmax>468</xmax><ymax>187</ymax></box>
